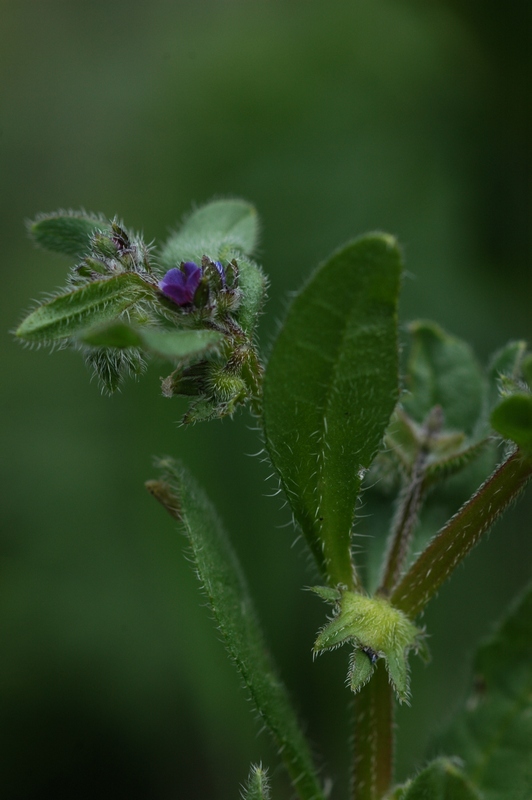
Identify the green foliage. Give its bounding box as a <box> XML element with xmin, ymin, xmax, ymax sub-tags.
<box><xmin>440</xmin><ymin>582</ymin><xmax>532</xmax><ymax>800</ymax></box>
<box><xmin>390</xmin><ymin>759</ymin><xmax>481</xmax><ymax>800</ymax></box>
<box><xmin>160</xmin><ymin>199</ymin><xmax>260</xmax><ymax>266</ymax></box>
<box><xmin>491</xmin><ymin>393</ymin><xmax>532</xmax><ymax>452</ymax></box>
<box><xmin>233</xmin><ymin>256</ymin><xmax>268</xmax><ymax>336</ymax></box>
<box><xmin>146</xmin><ymin>459</ymin><xmax>325</xmax><ymax>800</ymax></box>
<box><xmin>380</xmin><ymin>321</ymin><xmax>492</xmax><ymax>492</ymax></box>
<box><xmin>28</xmin><ymin>210</ymin><xmax>108</xmax><ymax>259</ymax></box>
<box><xmin>263</xmin><ymin>234</ymin><xmax>402</xmax><ymax>588</ymax></box>
<box><xmin>17</xmin><ymin>200</ymin><xmax>267</xmax><ymax>412</ymax></box>
<box><xmin>81</xmin><ymin>320</ymin><xmax>223</xmax><ymax>361</ymax></box>
<box><xmin>15</xmin><ymin>273</ymin><xmax>154</xmax><ymax>344</ymax></box>
<box><xmin>160</xmin><ymin>200</ymin><xmax>266</xmax><ymax>338</ymax></box>
<box><xmin>242</xmin><ymin>765</ymin><xmax>271</xmax><ymax>800</ymax></box>
<box><xmin>313</xmin><ymin>589</ymin><xmax>425</xmax><ymax>702</ymax></box>
<box><xmin>84</xmin><ymin>346</ymin><xmax>146</xmax><ymax>395</ymax></box>
<box><xmin>15</xmin><ymin>198</ymin><xmax>532</xmax><ymax>800</ymax></box>
<box><xmin>403</xmin><ymin>321</ymin><xmax>485</xmax><ymax>437</ymax></box>
<box><xmin>486</xmin><ymin>340</ymin><xmax>527</xmax><ymax>410</ymax></box>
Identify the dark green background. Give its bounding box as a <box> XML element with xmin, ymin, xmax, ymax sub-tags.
<box><xmin>2</xmin><ymin>1</ymin><xmax>531</xmax><ymax>798</ymax></box>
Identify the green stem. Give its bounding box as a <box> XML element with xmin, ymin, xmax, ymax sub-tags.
<box><xmin>378</xmin><ymin>407</ymin><xmax>443</xmax><ymax>596</ymax></box>
<box><xmin>391</xmin><ymin>449</ymin><xmax>532</xmax><ymax>619</ymax></box>
<box><xmin>352</xmin><ymin>661</ymin><xmax>394</xmax><ymax>800</ymax></box>
<box><xmin>377</xmin><ymin>459</ymin><xmax>427</xmax><ymax>596</ymax></box>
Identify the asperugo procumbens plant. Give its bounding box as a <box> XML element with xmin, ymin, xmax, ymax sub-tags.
<box><xmin>15</xmin><ymin>199</ymin><xmax>532</xmax><ymax>799</ymax></box>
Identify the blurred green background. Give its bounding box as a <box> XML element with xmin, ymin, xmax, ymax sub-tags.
<box><xmin>1</xmin><ymin>1</ymin><xmax>531</xmax><ymax>797</ymax></box>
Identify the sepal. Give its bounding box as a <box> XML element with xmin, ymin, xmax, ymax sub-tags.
<box><xmin>313</xmin><ymin>589</ymin><xmax>426</xmax><ymax>703</ymax></box>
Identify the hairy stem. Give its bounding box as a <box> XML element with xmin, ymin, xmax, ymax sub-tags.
<box><xmin>391</xmin><ymin>449</ymin><xmax>532</xmax><ymax>619</ymax></box>
<box><xmin>378</xmin><ymin>407</ymin><xmax>443</xmax><ymax>596</ymax></box>
<box><xmin>352</xmin><ymin>661</ymin><xmax>394</xmax><ymax>800</ymax></box>
<box><xmin>377</xmin><ymin>456</ymin><xmax>427</xmax><ymax>596</ymax></box>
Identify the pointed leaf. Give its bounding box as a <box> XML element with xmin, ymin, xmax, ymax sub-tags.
<box><xmin>233</xmin><ymin>257</ymin><xmax>268</xmax><ymax>335</ymax></box>
<box><xmin>263</xmin><ymin>234</ymin><xmax>402</xmax><ymax>587</ymax></box>
<box><xmin>81</xmin><ymin>321</ymin><xmax>223</xmax><ymax>361</ymax></box>
<box><xmin>146</xmin><ymin>460</ymin><xmax>325</xmax><ymax>800</ymax></box>
<box><xmin>349</xmin><ymin>649</ymin><xmax>375</xmax><ymax>693</ymax></box>
<box><xmin>84</xmin><ymin>346</ymin><xmax>145</xmax><ymax>394</ymax></box>
<box><xmin>491</xmin><ymin>393</ymin><xmax>532</xmax><ymax>452</ymax></box>
<box><xmin>423</xmin><ymin>439</ymin><xmax>490</xmax><ymax>487</ymax></box>
<box><xmin>81</xmin><ymin>320</ymin><xmax>143</xmax><ymax>348</ymax></box>
<box><xmin>28</xmin><ymin>211</ymin><xmax>108</xmax><ymax>259</ymax></box>
<box><xmin>135</xmin><ymin>328</ymin><xmax>224</xmax><ymax>361</ymax></box>
<box><xmin>440</xmin><ymin>583</ymin><xmax>532</xmax><ymax>800</ymax></box>
<box><xmin>161</xmin><ymin>199</ymin><xmax>259</xmax><ymax>267</ymax></box>
<box><xmin>403</xmin><ymin>321</ymin><xmax>486</xmax><ymax>437</ymax></box>
<box><xmin>487</xmin><ymin>340</ymin><xmax>526</xmax><ymax>410</ymax></box>
<box><xmin>390</xmin><ymin>759</ymin><xmax>481</xmax><ymax>800</ymax></box>
<box><xmin>242</xmin><ymin>765</ymin><xmax>271</xmax><ymax>800</ymax></box>
<box><xmin>16</xmin><ymin>274</ymin><xmax>154</xmax><ymax>344</ymax></box>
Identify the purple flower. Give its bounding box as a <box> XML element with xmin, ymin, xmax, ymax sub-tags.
<box><xmin>159</xmin><ymin>262</ymin><xmax>202</xmax><ymax>306</ymax></box>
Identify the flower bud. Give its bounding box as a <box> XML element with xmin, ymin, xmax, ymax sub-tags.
<box><xmin>159</xmin><ymin>262</ymin><xmax>203</xmax><ymax>306</ymax></box>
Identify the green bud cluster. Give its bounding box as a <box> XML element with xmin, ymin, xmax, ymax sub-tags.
<box><xmin>16</xmin><ymin>201</ymin><xmax>266</xmax><ymax>417</ymax></box>
<box><xmin>69</xmin><ymin>220</ymin><xmax>155</xmax><ymax>287</ymax></box>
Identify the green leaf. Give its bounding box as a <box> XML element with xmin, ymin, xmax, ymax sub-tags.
<box><xmin>242</xmin><ymin>765</ymin><xmax>271</xmax><ymax>800</ymax></box>
<box><xmin>403</xmin><ymin>321</ymin><xmax>486</xmax><ymax>437</ymax></box>
<box><xmin>487</xmin><ymin>340</ymin><xmax>526</xmax><ymax>410</ymax></box>
<box><xmin>390</xmin><ymin>759</ymin><xmax>481</xmax><ymax>800</ymax></box>
<box><xmin>146</xmin><ymin>460</ymin><xmax>325</xmax><ymax>800</ymax></box>
<box><xmin>491</xmin><ymin>393</ymin><xmax>532</xmax><ymax>452</ymax></box>
<box><xmin>160</xmin><ymin>199</ymin><xmax>259</xmax><ymax>267</ymax></box>
<box><xmin>440</xmin><ymin>582</ymin><xmax>532</xmax><ymax>800</ymax></box>
<box><xmin>263</xmin><ymin>234</ymin><xmax>402</xmax><ymax>588</ymax></box>
<box><xmin>15</xmin><ymin>274</ymin><xmax>154</xmax><ymax>344</ymax></box>
<box><xmin>81</xmin><ymin>321</ymin><xmax>223</xmax><ymax>361</ymax></box>
<box><xmin>233</xmin><ymin>256</ymin><xmax>268</xmax><ymax>335</ymax></box>
<box><xmin>84</xmin><ymin>346</ymin><xmax>145</xmax><ymax>394</ymax></box>
<box><xmin>28</xmin><ymin>210</ymin><xmax>109</xmax><ymax>259</ymax></box>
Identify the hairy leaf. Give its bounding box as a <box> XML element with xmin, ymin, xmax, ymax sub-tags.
<box><xmin>440</xmin><ymin>582</ymin><xmax>532</xmax><ymax>799</ymax></box>
<box><xmin>233</xmin><ymin>256</ymin><xmax>268</xmax><ymax>335</ymax></box>
<box><xmin>161</xmin><ymin>199</ymin><xmax>259</xmax><ymax>267</ymax></box>
<box><xmin>486</xmin><ymin>340</ymin><xmax>526</xmax><ymax>410</ymax></box>
<box><xmin>242</xmin><ymin>765</ymin><xmax>271</xmax><ymax>800</ymax></box>
<box><xmin>81</xmin><ymin>321</ymin><xmax>223</xmax><ymax>361</ymax></box>
<box><xmin>84</xmin><ymin>346</ymin><xmax>145</xmax><ymax>394</ymax></box>
<box><xmin>28</xmin><ymin>210</ymin><xmax>108</xmax><ymax>259</ymax></box>
<box><xmin>146</xmin><ymin>460</ymin><xmax>325</xmax><ymax>800</ymax></box>
<box><xmin>16</xmin><ymin>274</ymin><xmax>153</xmax><ymax>344</ymax></box>
<box><xmin>403</xmin><ymin>321</ymin><xmax>486</xmax><ymax>437</ymax></box>
<box><xmin>491</xmin><ymin>393</ymin><xmax>532</xmax><ymax>452</ymax></box>
<box><xmin>263</xmin><ymin>234</ymin><xmax>402</xmax><ymax>588</ymax></box>
<box><xmin>390</xmin><ymin>759</ymin><xmax>481</xmax><ymax>799</ymax></box>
